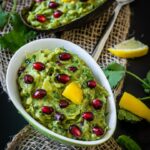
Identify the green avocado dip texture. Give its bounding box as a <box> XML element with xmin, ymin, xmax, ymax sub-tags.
<box><xmin>17</xmin><ymin>48</ymin><xmax>108</xmax><ymax>141</ymax></box>
<box><xmin>26</xmin><ymin>0</ymin><xmax>107</xmax><ymax>30</ymax></box>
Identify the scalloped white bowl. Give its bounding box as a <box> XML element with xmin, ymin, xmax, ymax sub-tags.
<box><xmin>6</xmin><ymin>38</ymin><xmax>116</xmax><ymax>146</ymax></box>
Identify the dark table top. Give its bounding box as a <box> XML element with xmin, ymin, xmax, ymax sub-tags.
<box><xmin>1</xmin><ymin>0</ymin><xmax>150</xmax><ymax>150</ymax></box>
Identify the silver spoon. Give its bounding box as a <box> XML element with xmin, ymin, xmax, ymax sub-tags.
<box><xmin>92</xmin><ymin>0</ymin><xmax>134</xmax><ymax>61</ymax></box>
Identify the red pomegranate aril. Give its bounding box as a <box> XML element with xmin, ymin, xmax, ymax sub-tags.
<box><xmin>33</xmin><ymin>62</ymin><xmax>45</xmax><ymax>71</ymax></box>
<box><xmin>69</xmin><ymin>125</ymin><xmax>82</xmax><ymax>138</ymax></box>
<box><xmin>36</xmin><ymin>14</ymin><xmax>47</xmax><ymax>23</ymax></box>
<box><xmin>32</xmin><ymin>89</ymin><xmax>47</xmax><ymax>99</ymax></box>
<box><xmin>42</xmin><ymin>106</ymin><xmax>54</xmax><ymax>114</ymax></box>
<box><xmin>92</xmin><ymin>99</ymin><xmax>103</xmax><ymax>109</ymax></box>
<box><xmin>54</xmin><ymin>112</ymin><xmax>65</xmax><ymax>121</ymax></box>
<box><xmin>87</xmin><ymin>80</ymin><xmax>96</xmax><ymax>88</ymax></box>
<box><xmin>56</xmin><ymin>74</ymin><xmax>70</xmax><ymax>84</ymax></box>
<box><xmin>53</xmin><ymin>10</ymin><xmax>63</xmax><ymax>18</ymax></box>
<box><xmin>59</xmin><ymin>52</ymin><xmax>71</xmax><ymax>61</ymax></box>
<box><xmin>24</xmin><ymin>74</ymin><xmax>34</xmax><ymax>84</ymax></box>
<box><xmin>49</xmin><ymin>2</ymin><xmax>59</xmax><ymax>8</ymax></box>
<box><xmin>82</xmin><ymin>112</ymin><xmax>94</xmax><ymax>121</ymax></box>
<box><xmin>59</xmin><ymin>100</ymin><xmax>69</xmax><ymax>108</ymax></box>
<box><xmin>92</xmin><ymin>126</ymin><xmax>104</xmax><ymax>136</ymax></box>
<box><xmin>68</xmin><ymin>66</ymin><xmax>77</xmax><ymax>72</ymax></box>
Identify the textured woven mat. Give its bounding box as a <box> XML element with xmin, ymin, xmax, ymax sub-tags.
<box><xmin>0</xmin><ymin>0</ymin><xmax>131</xmax><ymax>149</ymax></box>
<box><xmin>6</xmin><ymin>125</ymin><xmax>121</xmax><ymax>150</ymax></box>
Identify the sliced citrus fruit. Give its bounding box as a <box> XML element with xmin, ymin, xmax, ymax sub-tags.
<box><xmin>108</xmin><ymin>38</ymin><xmax>149</xmax><ymax>58</ymax></box>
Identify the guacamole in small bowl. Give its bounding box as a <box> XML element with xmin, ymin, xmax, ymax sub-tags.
<box><xmin>17</xmin><ymin>48</ymin><xmax>108</xmax><ymax>141</ymax></box>
<box><xmin>26</xmin><ymin>0</ymin><xmax>107</xmax><ymax>30</ymax></box>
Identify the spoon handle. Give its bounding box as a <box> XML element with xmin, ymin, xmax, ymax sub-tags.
<box><xmin>92</xmin><ymin>0</ymin><xmax>134</xmax><ymax>62</ymax></box>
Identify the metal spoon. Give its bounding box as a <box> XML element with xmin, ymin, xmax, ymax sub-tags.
<box><xmin>92</xmin><ymin>0</ymin><xmax>134</xmax><ymax>61</ymax></box>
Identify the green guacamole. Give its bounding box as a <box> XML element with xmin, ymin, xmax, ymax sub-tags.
<box><xmin>17</xmin><ymin>48</ymin><xmax>108</xmax><ymax>141</ymax></box>
<box><xmin>27</xmin><ymin>0</ymin><xmax>107</xmax><ymax>30</ymax></box>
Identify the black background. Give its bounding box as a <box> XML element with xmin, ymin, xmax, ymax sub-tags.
<box><xmin>0</xmin><ymin>0</ymin><xmax>150</xmax><ymax>149</ymax></box>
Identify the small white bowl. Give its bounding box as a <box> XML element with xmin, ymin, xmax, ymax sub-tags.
<box><xmin>6</xmin><ymin>38</ymin><xmax>116</xmax><ymax>146</ymax></box>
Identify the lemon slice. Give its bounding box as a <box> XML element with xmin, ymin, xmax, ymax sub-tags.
<box><xmin>108</xmin><ymin>38</ymin><xmax>149</xmax><ymax>58</ymax></box>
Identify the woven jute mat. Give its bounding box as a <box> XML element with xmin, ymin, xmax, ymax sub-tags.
<box><xmin>0</xmin><ymin>0</ymin><xmax>131</xmax><ymax>149</ymax></box>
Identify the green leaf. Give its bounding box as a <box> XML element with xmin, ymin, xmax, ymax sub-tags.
<box><xmin>146</xmin><ymin>71</ymin><xmax>150</xmax><ymax>83</ymax></box>
<box><xmin>0</xmin><ymin>13</ymin><xmax>37</xmax><ymax>52</ymax></box>
<box><xmin>0</xmin><ymin>7</ymin><xmax>9</xmax><ymax>29</ymax></box>
<box><xmin>116</xmin><ymin>135</ymin><xmax>142</xmax><ymax>150</ymax></box>
<box><xmin>106</xmin><ymin>62</ymin><xmax>125</xmax><ymax>71</ymax></box>
<box><xmin>103</xmin><ymin>62</ymin><xmax>126</xmax><ymax>88</ymax></box>
<box><xmin>118</xmin><ymin>109</ymin><xmax>142</xmax><ymax>123</ymax></box>
<box><xmin>10</xmin><ymin>13</ymin><xmax>25</xmax><ymax>31</ymax></box>
<box><xmin>142</xmin><ymin>71</ymin><xmax>150</xmax><ymax>94</ymax></box>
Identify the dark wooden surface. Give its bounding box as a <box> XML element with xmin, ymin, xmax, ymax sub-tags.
<box><xmin>0</xmin><ymin>0</ymin><xmax>150</xmax><ymax>149</ymax></box>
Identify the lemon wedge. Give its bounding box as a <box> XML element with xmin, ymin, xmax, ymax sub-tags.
<box><xmin>108</xmin><ymin>38</ymin><xmax>149</xmax><ymax>58</ymax></box>
<box><xmin>62</xmin><ymin>82</ymin><xmax>83</xmax><ymax>105</ymax></box>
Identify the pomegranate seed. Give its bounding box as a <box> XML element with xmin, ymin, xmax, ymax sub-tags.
<box><xmin>82</xmin><ymin>112</ymin><xmax>94</xmax><ymax>121</ymax></box>
<box><xmin>56</xmin><ymin>74</ymin><xmax>70</xmax><ymax>84</ymax></box>
<box><xmin>53</xmin><ymin>10</ymin><xmax>63</xmax><ymax>18</ymax></box>
<box><xmin>42</xmin><ymin>106</ymin><xmax>54</xmax><ymax>114</ymax></box>
<box><xmin>92</xmin><ymin>99</ymin><xmax>103</xmax><ymax>109</ymax></box>
<box><xmin>49</xmin><ymin>2</ymin><xmax>59</xmax><ymax>9</ymax></box>
<box><xmin>32</xmin><ymin>89</ymin><xmax>47</xmax><ymax>99</ymax></box>
<box><xmin>59</xmin><ymin>52</ymin><xmax>71</xmax><ymax>61</ymax></box>
<box><xmin>92</xmin><ymin>126</ymin><xmax>104</xmax><ymax>136</ymax></box>
<box><xmin>54</xmin><ymin>112</ymin><xmax>65</xmax><ymax>121</ymax></box>
<box><xmin>33</xmin><ymin>62</ymin><xmax>45</xmax><ymax>71</ymax></box>
<box><xmin>87</xmin><ymin>80</ymin><xmax>96</xmax><ymax>88</ymax></box>
<box><xmin>59</xmin><ymin>100</ymin><xmax>69</xmax><ymax>108</ymax></box>
<box><xmin>69</xmin><ymin>125</ymin><xmax>82</xmax><ymax>138</ymax></box>
<box><xmin>24</xmin><ymin>74</ymin><xmax>34</xmax><ymax>84</ymax></box>
<box><xmin>36</xmin><ymin>14</ymin><xmax>47</xmax><ymax>23</ymax></box>
<box><xmin>18</xmin><ymin>66</ymin><xmax>25</xmax><ymax>76</ymax></box>
<box><xmin>68</xmin><ymin>66</ymin><xmax>77</xmax><ymax>72</ymax></box>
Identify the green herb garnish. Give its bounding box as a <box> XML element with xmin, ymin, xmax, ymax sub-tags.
<box><xmin>0</xmin><ymin>7</ymin><xmax>9</xmax><ymax>29</ymax></box>
<box><xmin>103</xmin><ymin>62</ymin><xmax>126</xmax><ymax>88</ymax></box>
<box><xmin>104</xmin><ymin>62</ymin><xmax>150</xmax><ymax>123</ymax></box>
<box><xmin>0</xmin><ymin>0</ymin><xmax>37</xmax><ymax>52</ymax></box>
<box><xmin>118</xmin><ymin>109</ymin><xmax>142</xmax><ymax>123</ymax></box>
<box><xmin>0</xmin><ymin>13</ymin><xmax>37</xmax><ymax>52</ymax></box>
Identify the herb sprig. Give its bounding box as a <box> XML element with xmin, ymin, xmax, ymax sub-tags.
<box><xmin>104</xmin><ymin>62</ymin><xmax>150</xmax><ymax>123</ymax></box>
<box><xmin>104</xmin><ymin>62</ymin><xmax>150</xmax><ymax>99</ymax></box>
<box><xmin>0</xmin><ymin>0</ymin><xmax>37</xmax><ymax>52</ymax></box>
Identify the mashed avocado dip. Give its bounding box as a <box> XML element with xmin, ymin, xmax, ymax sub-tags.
<box><xmin>17</xmin><ymin>48</ymin><xmax>108</xmax><ymax>141</ymax></box>
<box><xmin>27</xmin><ymin>0</ymin><xmax>107</xmax><ymax>30</ymax></box>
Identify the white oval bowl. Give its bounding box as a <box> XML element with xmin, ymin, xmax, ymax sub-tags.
<box><xmin>6</xmin><ymin>38</ymin><xmax>116</xmax><ymax>146</ymax></box>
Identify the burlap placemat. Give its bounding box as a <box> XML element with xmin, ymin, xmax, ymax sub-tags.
<box><xmin>6</xmin><ymin>125</ymin><xmax>121</xmax><ymax>150</ymax></box>
<box><xmin>0</xmin><ymin>0</ymin><xmax>131</xmax><ymax>149</ymax></box>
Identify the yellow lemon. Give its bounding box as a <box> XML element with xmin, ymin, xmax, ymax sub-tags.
<box><xmin>119</xmin><ymin>92</ymin><xmax>150</xmax><ymax>121</ymax></box>
<box><xmin>108</xmin><ymin>38</ymin><xmax>149</xmax><ymax>58</ymax></box>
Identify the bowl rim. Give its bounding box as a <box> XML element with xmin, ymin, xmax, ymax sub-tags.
<box><xmin>6</xmin><ymin>38</ymin><xmax>116</xmax><ymax>146</ymax></box>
